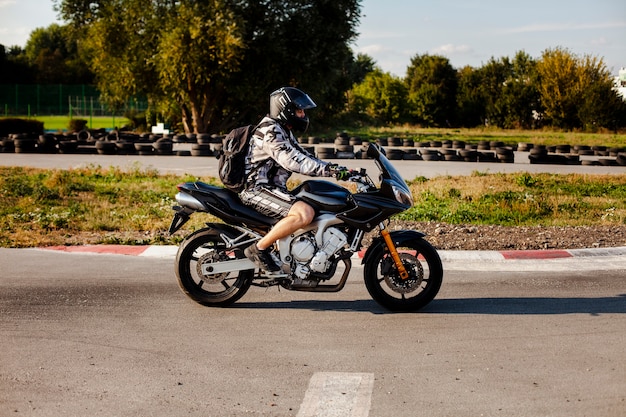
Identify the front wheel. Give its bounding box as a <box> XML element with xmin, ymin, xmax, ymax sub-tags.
<box><xmin>175</xmin><ymin>228</ymin><xmax>253</xmax><ymax>307</ymax></box>
<box><xmin>364</xmin><ymin>237</ymin><xmax>443</xmax><ymax>312</ymax></box>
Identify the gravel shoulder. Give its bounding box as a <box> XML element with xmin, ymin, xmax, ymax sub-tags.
<box><xmin>388</xmin><ymin>221</ymin><xmax>626</xmax><ymax>251</ymax></box>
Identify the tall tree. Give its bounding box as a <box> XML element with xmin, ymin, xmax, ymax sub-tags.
<box><xmin>55</xmin><ymin>0</ymin><xmax>361</xmax><ymax>133</ymax></box>
<box><xmin>456</xmin><ymin>65</ymin><xmax>485</xmax><ymax>127</ymax></box>
<box><xmin>501</xmin><ymin>51</ymin><xmax>539</xmax><ymax>129</ymax></box>
<box><xmin>350</xmin><ymin>68</ymin><xmax>408</xmax><ymax>124</ymax></box>
<box><xmin>475</xmin><ymin>56</ymin><xmax>509</xmax><ymax>128</ymax></box>
<box><xmin>25</xmin><ymin>24</ymin><xmax>93</xmax><ymax>84</ymax></box>
<box><xmin>479</xmin><ymin>51</ymin><xmax>539</xmax><ymax>129</ymax></box>
<box><xmin>405</xmin><ymin>54</ymin><xmax>457</xmax><ymax>127</ymax></box>
<box><xmin>536</xmin><ymin>47</ymin><xmax>621</xmax><ymax>130</ymax></box>
<box><xmin>0</xmin><ymin>45</ymin><xmax>34</xmax><ymax>83</ymax></box>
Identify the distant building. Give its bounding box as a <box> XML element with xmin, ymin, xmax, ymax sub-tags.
<box><xmin>615</xmin><ymin>67</ymin><xmax>626</xmax><ymax>101</ymax></box>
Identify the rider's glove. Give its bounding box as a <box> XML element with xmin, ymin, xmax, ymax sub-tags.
<box><xmin>327</xmin><ymin>164</ymin><xmax>351</xmax><ymax>180</ymax></box>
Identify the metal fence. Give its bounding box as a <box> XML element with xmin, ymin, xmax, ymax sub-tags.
<box><xmin>0</xmin><ymin>84</ymin><xmax>148</xmax><ymax>117</ymax></box>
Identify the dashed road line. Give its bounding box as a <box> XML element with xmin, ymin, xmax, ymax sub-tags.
<box><xmin>297</xmin><ymin>372</ymin><xmax>374</xmax><ymax>417</ymax></box>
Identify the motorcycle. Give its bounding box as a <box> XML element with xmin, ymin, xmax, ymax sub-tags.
<box><xmin>168</xmin><ymin>143</ymin><xmax>443</xmax><ymax>312</ymax></box>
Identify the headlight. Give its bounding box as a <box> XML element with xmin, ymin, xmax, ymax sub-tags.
<box><xmin>392</xmin><ymin>185</ymin><xmax>414</xmax><ymax>206</ymax></box>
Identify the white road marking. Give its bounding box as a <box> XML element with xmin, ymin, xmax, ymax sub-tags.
<box><xmin>297</xmin><ymin>372</ymin><xmax>374</xmax><ymax>417</ymax></box>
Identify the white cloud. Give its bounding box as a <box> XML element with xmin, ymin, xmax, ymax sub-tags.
<box><xmin>357</xmin><ymin>43</ymin><xmax>393</xmax><ymax>55</ymax></box>
<box><xmin>504</xmin><ymin>20</ymin><xmax>626</xmax><ymax>34</ymax></box>
<box><xmin>0</xmin><ymin>0</ymin><xmax>16</xmax><ymax>8</ymax></box>
<box><xmin>590</xmin><ymin>37</ymin><xmax>609</xmax><ymax>46</ymax></box>
<box><xmin>431</xmin><ymin>44</ymin><xmax>473</xmax><ymax>54</ymax></box>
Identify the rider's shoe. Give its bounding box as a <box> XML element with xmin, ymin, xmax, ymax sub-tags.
<box><xmin>244</xmin><ymin>244</ymin><xmax>281</xmax><ymax>272</ymax></box>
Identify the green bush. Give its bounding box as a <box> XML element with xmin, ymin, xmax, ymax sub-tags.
<box><xmin>0</xmin><ymin>118</ymin><xmax>44</xmax><ymax>137</ymax></box>
<box><xmin>69</xmin><ymin>118</ymin><xmax>88</xmax><ymax>132</ymax></box>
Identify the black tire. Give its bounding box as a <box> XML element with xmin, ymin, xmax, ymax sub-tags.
<box><xmin>364</xmin><ymin>237</ymin><xmax>443</xmax><ymax>312</ymax></box>
<box><xmin>176</xmin><ymin>228</ymin><xmax>253</xmax><ymax>307</ymax></box>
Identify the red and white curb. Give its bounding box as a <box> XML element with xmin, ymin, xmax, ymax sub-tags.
<box><xmin>36</xmin><ymin>244</ymin><xmax>626</xmax><ymax>261</ymax></box>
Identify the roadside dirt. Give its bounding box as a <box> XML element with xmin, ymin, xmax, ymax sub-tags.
<box><xmin>387</xmin><ymin>221</ymin><xmax>626</xmax><ymax>251</ymax></box>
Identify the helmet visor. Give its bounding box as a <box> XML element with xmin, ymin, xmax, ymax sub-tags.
<box><xmin>291</xmin><ymin>93</ymin><xmax>317</xmax><ymax>110</ymax></box>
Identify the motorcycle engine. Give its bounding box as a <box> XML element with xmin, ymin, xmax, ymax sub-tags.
<box><xmin>290</xmin><ymin>227</ymin><xmax>348</xmax><ymax>279</ymax></box>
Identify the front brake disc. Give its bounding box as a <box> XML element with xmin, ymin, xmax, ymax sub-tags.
<box><xmin>383</xmin><ymin>252</ymin><xmax>424</xmax><ymax>294</ymax></box>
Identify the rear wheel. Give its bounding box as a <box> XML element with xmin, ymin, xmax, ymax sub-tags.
<box><xmin>176</xmin><ymin>228</ymin><xmax>252</xmax><ymax>306</ymax></box>
<box><xmin>364</xmin><ymin>238</ymin><xmax>443</xmax><ymax>312</ymax></box>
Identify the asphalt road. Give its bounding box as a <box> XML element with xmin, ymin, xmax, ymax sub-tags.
<box><xmin>1</xmin><ymin>249</ymin><xmax>625</xmax><ymax>416</ymax></box>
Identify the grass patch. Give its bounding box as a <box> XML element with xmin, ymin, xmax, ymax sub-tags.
<box><xmin>1</xmin><ymin>166</ymin><xmax>625</xmax><ymax>247</ymax></box>
<box><xmin>401</xmin><ymin>172</ymin><xmax>626</xmax><ymax>227</ymax></box>
<box><xmin>0</xmin><ymin>165</ymin><xmax>213</xmax><ymax>247</ymax></box>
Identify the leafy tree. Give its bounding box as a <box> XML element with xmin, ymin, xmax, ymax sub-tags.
<box><xmin>55</xmin><ymin>0</ymin><xmax>361</xmax><ymax>133</ymax></box>
<box><xmin>535</xmin><ymin>47</ymin><xmax>580</xmax><ymax>129</ymax></box>
<box><xmin>470</xmin><ymin>52</ymin><xmax>540</xmax><ymax>129</ymax></box>
<box><xmin>24</xmin><ymin>24</ymin><xmax>93</xmax><ymax>84</ymax></box>
<box><xmin>0</xmin><ymin>45</ymin><xmax>34</xmax><ymax>83</ymax></box>
<box><xmin>349</xmin><ymin>53</ymin><xmax>376</xmax><ymax>85</ymax></box>
<box><xmin>456</xmin><ymin>65</ymin><xmax>486</xmax><ymax>127</ymax></box>
<box><xmin>474</xmin><ymin>57</ymin><xmax>509</xmax><ymax>128</ymax></box>
<box><xmin>224</xmin><ymin>1</ymin><xmax>361</xmax><ymax>129</ymax></box>
<box><xmin>350</xmin><ymin>68</ymin><xmax>408</xmax><ymax>124</ymax></box>
<box><xmin>536</xmin><ymin>47</ymin><xmax>622</xmax><ymax>130</ymax></box>
<box><xmin>405</xmin><ymin>54</ymin><xmax>457</xmax><ymax>127</ymax></box>
<box><xmin>501</xmin><ymin>51</ymin><xmax>540</xmax><ymax>129</ymax></box>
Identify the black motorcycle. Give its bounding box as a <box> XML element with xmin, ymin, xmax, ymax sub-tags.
<box><xmin>168</xmin><ymin>144</ymin><xmax>442</xmax><ymax>311</ymax></box>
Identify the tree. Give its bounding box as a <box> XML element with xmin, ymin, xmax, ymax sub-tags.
<box><xmin>536</xmin><ymin>47</ymin><xmax>622</xmax><ymax>130</ymax></box>
<box><xmin>24</xmin><ymin>24</ymin><xmax>93</xmax><ymax>84</ymax></box>
<box><xmin>0</xmin><ymin>45</ymin><xmax>34</xmax><ymax>83</ymax></box>
<box><xmin>349</xmin><ymin>53</ymin><xmax>376</xmax><ymax>85</ymax></box>
<box><xmin>469</xmin><ymin>52</ymin><xmax>540</xmax><ymax>129</ymax></box>
<box><xmin>350</xmin><ymin>69</ymin><xmax>408</xmax><ymax>124</ymax></box>
<box><xmin>405</xmin><ymin>54</ymin><xmax>457</xmax><ymax>127</ymax></box>
<box><xmin>500</xmin><ymin>51</ymin><xmax>540</xmax><ymax>129</ymax></box>
<box><xmin>55</xmin><ymin>0</ymin><xmax>362</xmax><ymax>133</ymax></box>
<box><xmin>456</xmin><ymin>65</ymin><xmax>486</xmax><ymax>127</ymax></box>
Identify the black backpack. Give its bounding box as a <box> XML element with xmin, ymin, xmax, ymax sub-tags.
<box><xmin>217</xmin><ymin>124</ymin><xmax>255</xmax><ymax>192</ymax></box>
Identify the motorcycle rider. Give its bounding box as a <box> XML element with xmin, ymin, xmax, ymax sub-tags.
<box><xmin>241</xmin><ymin>87</ymin><xmax>352</xmax><ymax>272</ymax></box>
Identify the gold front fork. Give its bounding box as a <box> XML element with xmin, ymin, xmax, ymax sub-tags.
<box><xmin>380</xmin><ymin>225</ymin><xmax>409</xmax><ymax>280</ymax></box>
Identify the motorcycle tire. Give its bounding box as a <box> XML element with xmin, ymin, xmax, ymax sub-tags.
<box><xmin>175</xmin><ymin>228</ymin><xmax>253</xmax><ymax>307</ymax></box>
<box><xmin>364</xmin><ymin>237</ymin><xmax>443</xmax><ymax>312</ymax></box>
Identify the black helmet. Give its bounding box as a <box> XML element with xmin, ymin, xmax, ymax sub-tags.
<box><xmin>269</xmin><ymin>87</ymin><xmax>317</xmax><ymax>132</ymax></box>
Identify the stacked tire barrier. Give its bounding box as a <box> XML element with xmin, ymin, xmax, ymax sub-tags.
<box><xmin>1</xmin><ymin>129</ymin><xmax>625</xmax><ymax>167</ymax></box>
<box><xmin>313</xmin><ymin>135</ymin><xmax>516</xmax><ymax>164</ymax></box>
<box><xmin>521</xmin><ymin>143</ymin><xmax>626</xmax><ymax>166</ymax></box>
<box><xmin>0</xmin><ymin>130</ymin><xmax>225</xmax><ymax>157</ymax></box>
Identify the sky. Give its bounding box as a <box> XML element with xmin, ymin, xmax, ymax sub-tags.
<box><xmin>1</xmin><ymin>0</ymin><xmax>625</xmax><ymax>76</ymax></box>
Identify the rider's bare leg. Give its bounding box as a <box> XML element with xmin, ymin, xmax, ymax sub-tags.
<box><xmin>256</xmin><ymin>201</ymin><xmax>315</xmax><ymax>250</ymax></box>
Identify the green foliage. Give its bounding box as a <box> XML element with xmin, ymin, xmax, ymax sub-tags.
<box><xmin>68</xmin><ymin>118</ymin><xmax>87</xmax><ymax>131</ymax></box>
<box><xmin>0</xmin><ymin>118</ymin><xmax>44</xmax><ymax>136</ymax></box>
<box><xmin>347</xmin><ymin>48</ymin><xmax>624</xmax><ymax>131</ymax></box>
<box><xmin>350</xmin><ymin>69</ymin><xmax>409</xmax><ymax>124</ymax></box>
<box><xmin>537</xmin><ymin>47</ymin><xmax>626</xmax><ymax>130</ymax></box>
<box><xmin>4</xmin><ymin>7</ymin><xmax>625</xmax><ymax>134</ymax></box>
<box><xmin>56</xmin><ymin>0</ymin><xmax>362</xmax><ymax>134</ymax></box>
<box><xmin>24</xmin><ymin>24</ymin><xmax>93</xmax><ymax>84</ymax></box>
<box><xmin>515</xmin><ymin>173</ymin><xmax>539</xmax><ymax>187</ymax></box>
<box><xmin>405</xmin><ymin>54</ymin><xmax>458</xmax><ymax>127</ymax></box>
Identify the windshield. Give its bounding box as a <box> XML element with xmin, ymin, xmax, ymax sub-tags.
<box><xmin>368</xmin><ymin>145</ymin><xmax>408</xmax><ymax>188</ymax></box>
<box><xmin>368</xmin><ymin>144</ymin><xmax>413</xmax><ymax>208</ymax></box>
